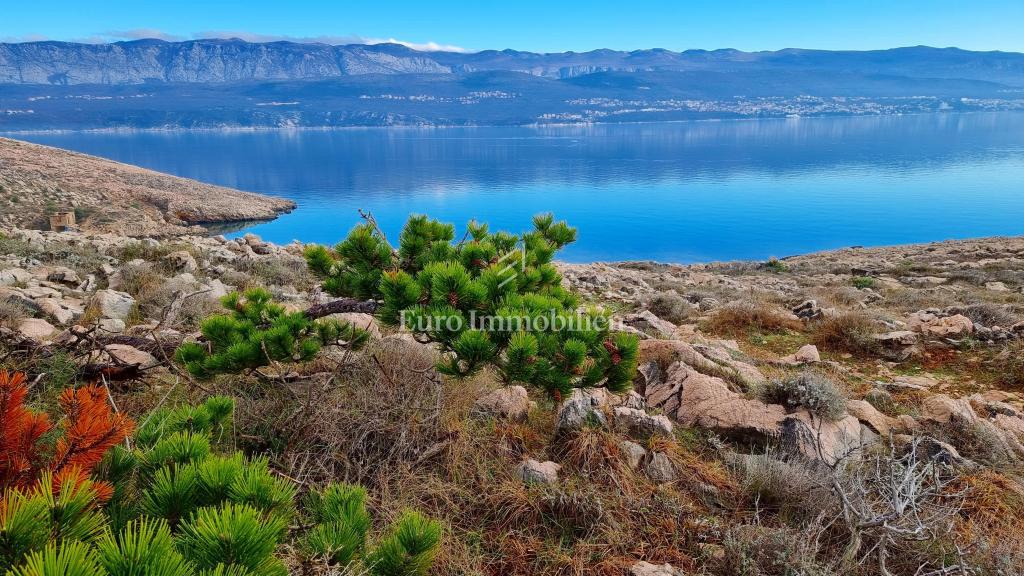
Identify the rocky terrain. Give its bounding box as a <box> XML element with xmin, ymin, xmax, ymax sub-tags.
<box><xmin>0</xmin><ymin>137</ymin><xmax>294</xmax><ymax>235</ymax></box>
<box><xmin>3</xmin><ymin>223</ymin><xmax>1024</xmax><ymax>573</ymax></box>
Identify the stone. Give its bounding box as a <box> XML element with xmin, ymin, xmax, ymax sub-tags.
<box><xmin>328</xmin><ymin>312</ymin><xmax>382</xmax><ymax>338</ymax></box>
<box><xmin>45</xmin><ymin>266</ymin><xmax>82</xmax><ymax>286</ymax></box>
<box><xmin>985</xmin><ymin>281</ymin><xmax>1010</xmax><ymax>292</ymax></box>
<box><xmin>846</xmin><ymin>399</ymin><xmax>895</xmax><ymax>436</ymax></box>
<box><xmin>0</xmin><ymin>268</ymin><xmax>32</xmax><ymax>286</ymax></box>
<box><xmin>792</xmin><ymin>299</ymin><xmax>823</xmax><ymax>320</ymax></box>
<box><xmin>36</xmin><ymin>298</ymin><xmax>78</xmax><ymax>325</ymax></box>
<box><xmin>621</xmin><ymin>310</ymin><xmax>677</xmax><ymax>339</ymax></box>
<box><xmin>779</xmin><ymin>343</ymin><xmax>820</xmax><ymax>365</ymax></box>
<box><xmin>97</xmin><ymin>318</ymin><xmax>126</xmax><ymax>333</ymax></box>
<box><xmin>649</xmin><ymin>361</ymin><xmax>786</xmax><ymax>443</ymax></box>
<box><xmin>873</xmin><ymin>331</ymin><xmax>919</xmax><ymax>361</ymax></box>
<box><xmin>164</xmin><ymin>250</ymin><xmax>198</xmax><ymax>272</ymax></box>
<box><xmin>619</xmin><ymin>440</ymin><xmax>647</xmax><ymax>470</ymax></box>
<box><xmin>556</xmin><ymin>388</ymin><xmax>610</xmax><ymax>433</ymax></box>
<box><xmin>473</xmin><ymin>386</ymin><xmax>531</xmax><ymax>421</ymax></box>
<box><xmin>629</xmin><ymin>561</ymin><xmax>686</xmax><ymax>576</ymax></box>
<box><xmin>920</xmin><ymin>314</ymin><xmax>974</xmax><ymax>339</ymax></box>
<box><xmin>516</xmin><ymin>459</ymin><xmax>560</xmax><ymax>485</ymax></box>
<box><xmin>89</xmin><ymin>289</ymin><xmax>135</xmax><ymax>320</ymax></box>
<box><xmin>781</xmin><ymin>411</ymin><xmax>876</xmax><ymax>463</ymax></box>
<box><xmin>919</xmin><ymin>395</ymin><xmax>977</xmax><ymax>424</ymax></box>
<box><xmin>104</xmin><ymin>344</ymin><xmax>159</xmax><ymax>369</ymax></box>
<box><xmin>645</xmin><ymin>452</ymin><xmax>676</xmax><ymax>483</ymax></box>
<box><xmin>613</xmin><ymin>406</ymin><xmax>674</xmax><ymax>438</ymax></box>
<box><xmin>17</xmin><ymin>318</ymin><xmax>57</xmax><ymax>341</ymax></box>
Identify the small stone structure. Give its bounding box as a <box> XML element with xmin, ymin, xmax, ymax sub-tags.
<box><xmin>48</xmin><ymin>211</ymin><xmax>76</xmax><ymax>232</ymax></box>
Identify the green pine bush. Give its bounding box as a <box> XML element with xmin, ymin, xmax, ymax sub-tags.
<box><xmin>175</xmin><ymin>287</ymin><xmax>368</xmax><ymax>379</ymax></box>
<box><xmin>305</xmin><ymin>213</ymin><xmax>639</xmax><ymax>397</ymax></box>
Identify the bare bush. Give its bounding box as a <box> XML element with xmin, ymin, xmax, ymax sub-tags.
<box><xmin>647</xmin><ymin>291</ymin><xmax>693</xmax><ymax>324</ymax></box>
<box><xmin>0</xmin><ymin>298</ymin><xmax>30</xmax><ymax>330</ymax></box>
<box><xmin>811</xmin><ymin>312</ymin><xmax>880</xmax><ymax>356</ymax></box>
<box><xmin>756</xmin><ymin>372</ymin><xmax>847</xmax><ymax>421</ymax></box>
<box><xmin>728</xmin><ymin>450</ymin><xmax>836</xmax><ymax>518</ymax></box>
<box><xmin>954</xmin><ymin>303</ymin><xmax>1020</xmax><ymax>328</ymax></box>
<box><xmin>998</xmin><ymin>340</ymin><xmax>1024</xmax><ymax>388</ymax></box>
<box><xmin>705</xmin><ymin>299</ymin><xmax>802</xmax><ymax>336</ymax></box>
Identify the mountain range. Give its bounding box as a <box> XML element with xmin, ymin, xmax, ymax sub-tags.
<box><xmin>1</xmin><ymin>39</ymin><xmax>1023</xmax><ymax>129</ymax></box>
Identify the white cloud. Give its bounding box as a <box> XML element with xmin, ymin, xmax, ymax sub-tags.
<box><xmin>103</xmin><ymin>28</ymin><xmax>186</xmax><ymax>42</ymax></box>
<box><xmin>0</xmin><ymin>34</ymin><xmax>50</xmax><ymax>43</ymax></box>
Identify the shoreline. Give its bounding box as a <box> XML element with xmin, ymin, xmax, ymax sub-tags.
<box><xmin>1</xmin><ymin>109</ymin><xmax>1020</xmax><ymax>136</ymax></box>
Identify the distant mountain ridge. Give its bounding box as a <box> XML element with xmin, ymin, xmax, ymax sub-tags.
<box><xmin>3</xmin><ymin>39</ymin><xmax>1024</xmax><ymax>86</ymax></box>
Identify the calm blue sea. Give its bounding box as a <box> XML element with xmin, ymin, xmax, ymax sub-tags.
<box><xmin>13</xmin><ymin>112</ymin><xmax>1024</xmax><ymax>263</ymax></box>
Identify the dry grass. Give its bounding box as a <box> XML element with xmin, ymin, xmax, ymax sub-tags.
<box><xmin>997</xmin><ymin>340</ymin><xmax>1024</xmax><ymax>388</ymax></box>
<box><xmin>0</xmin><ymin>298</ymin><xmax>30</xmax><ymax>330</ymax></box>
<box><xmin>704</xmin><ymin>299</ymin><xmax>802</xmax><ymax>337</ymax></box>
<box><xmin>810</xmin><ymin>312</ymin><xmax>880</xmax><ymax>356</ymax></box>
<box><xmin>755</xmin><ymin>372</ymin><xmax>848</xmax><ymax>421</ymax></box>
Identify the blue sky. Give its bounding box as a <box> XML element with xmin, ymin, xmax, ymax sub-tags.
<box><xmin>3</xmin><ymin>0</ymin><xmax>1023</xmax><ymax>53</ymax></box>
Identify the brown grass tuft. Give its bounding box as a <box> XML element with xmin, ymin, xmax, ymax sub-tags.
<box><xmin>810</xmin><ymin>311</ymin><xmax>880</xmax><ymax>356</ymax></box>
<box><xmin>704</xmin><ymin>299</ymin><xmax>802</xmax><ymax>337</ymax></box>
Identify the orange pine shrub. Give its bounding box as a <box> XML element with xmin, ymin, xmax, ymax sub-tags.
<box><xmin>0</xmin><ymin>371</ymin><xmax>133</xmax><ymax>501</ymax></box>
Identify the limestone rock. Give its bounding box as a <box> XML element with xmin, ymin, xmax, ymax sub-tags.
<box><xmin>921</xmin><ymin>314</ymin><xmax>974</xmax><ymax>339</ymax></box>
<box><xmin>621</xmin><ymin>310</ymin><xmax>677</xmax><ymax>339</ymax></box>
<box><xmin>473</xmin><ymin>386</ymin><xmax>531</xmax><ymax>422</ymax></box>
<box><xmin>89</xmin><ymin>289</ymin><xmax>135</xmax><ymax>320</ymax></box>
<box><xmin>873</xmin><ymin>331</ymin><xmax>919</xmax><ymax>361</ymax></box>
<box><xmin>17</xmin><ymin>318</ymin><xmax>56</xmax><ymax>341</ymax></box>
<box><xmin>516</xmin><ymin>459</ymin><xmax>560</xmax><ymax>485</ymax></box>
<box><xmin>629</xmin><ymin>561</ymin><xmax>686</xmax><ymax>576</ymax></box>
<box><xmin>104</xmin><ymin>344</ymin><xmax>159</xmax><ymax>369</ymax></box>
<box><xmin>779</xmin><ymin>344</ymin><xmax>820</xmax><ymax>365</ymax></box>
<box><xmin>164</xmin><ymin>250</ymin><xmax>198</xmax><ymax>272</ymax></box>
<box><xmin>613</xmin><ymin>406</ymin><xmax>674</xmax><ymax>438</ymax></box>
<box><xmin>619</xmin><ymin>440</ymin><xmax>647</xmax><ymax>470</ymax></box>
<box><xmin>556</xmin><ymin>388</ymin><xmax>610</xmax><ymax>433</ymax></box>
<box><xmin>846</xmin><ymin>399</ymin><xmax>896</xmax><ymax>436</ymax></box>
<box><xmin>645</xmin><ymin>452</ymin><xmax>676</xmax><ymax>483</ymax></box>
<box><xmin>0</xmin><ymin>268</ymin><xmax>31</xmax><ymax>286</ymax></box>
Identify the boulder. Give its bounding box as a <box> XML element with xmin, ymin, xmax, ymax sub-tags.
<box><xmin>45</xmin><ymin>266</ymin><xmax>82</xmax><ymax>286</ymax></box>
<box><xmin>650</xmin><ymin>362</ymin><xmax>786</xmax><ymax>442</ymax></box>
<box><xmin>36</xmin><ymin>298</ymin><xmax>78</xmax><ymax>325</ymax></box>
<box><xmin>619</xmin><ymin>440</ymin><xmax>647</xmax><ymax>470</ymax></box>
<box><xmin>846</xmin><ymin>399</ymin><xmax>896</xmax><ymax>436</ymax></box>
<box><xmin>472</xmin><ymin>386</ymin><xmax>531</xmax><ymax>422</ymax></box>
<box><xmin>516</xmin><ymin>459</ymin><xmax>560</xmax><ymax>485</ymax></box>
<box><xmin>104</xmin><ymin>344</ymin><xmax>159</xmax><ymax>369</ymax></box>
<box><xmin>873</xmin><ymin>331</ymin><xmax>919</xmax><ymax>361</ymax></box>
<box><xmin>645</xmin><ymin>452</ymin><xmax>676</xmax><ymax>483</ymax></box>
<box><xmin>17</xmin><ymin>318</ymin><xmax>56</xmax><ymax>341</ymax></box>
<box><xmin>89</xmin><ymin>289</ymin><xmax>135</xmax><ymax>320</ymax></box>
<box><xmin>0</xmin><ymin>268</ymin><xmax>31</xmax><ymax>287</ymax></box>
<box><xmin>629</xmin><ymin>561</ymin><xmax>686</xmax><ymax>576</ymax></box>
<box><xmin>621</xmin><ymin>310</ymin><xmax>677</xmax><ymax>339</ymax></box>
<box><xmin>779</xmin><ymin>344</ymin><xmax>820</xmax><ymax>365</ymax></box>
<box><xmin>164</xmin><ymin>250</ymin><xmax>198</xmax><ymax>273</ymax></box>
<box><xmin>556</xmin><ymin>388</ymin><xmax>610</xmax><ymax>433</ymax></box>
<box><xmin>781</xmin><ymin>411</ymin><xmax>876</xmax><ymax>463</ymax></box>
<box><xmin>985</xmin><ymin>281</ymin><xmax>1010</xmax><ymax>292</ymax></box>
<box><xmin>613</xmin><ymin>406</ymin><xmax>674</xmax><ymax>438</ymax></box>
<box><xmin>920</xmin><ymin>314</ymin><xmax>974</xmax><ymax>339</ymax></box>
<box><xmin>919</xmin><ymin>395</ymin><xmax>977</xmax><ymax>424</ymax></box>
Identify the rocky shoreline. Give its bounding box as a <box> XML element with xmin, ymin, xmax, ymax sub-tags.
<box><xmin>0</xmin><ymin>137</ymin><xmax>295</xmax><ymax>236</ymax></box>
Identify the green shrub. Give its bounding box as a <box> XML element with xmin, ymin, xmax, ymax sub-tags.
<box><xmin>304</xmin><ymin>214</ymin><xmax>639</xmax><ymax>398</ymax></box>
<box><xmin>851</xmin><ymin>276</ymin><xmax>876</xmax><ymax>289</ymax></box>
<box><xmin>174</xmin><ymin>288</ymin><xmax>367</xmax><ymax>378</ymax></box>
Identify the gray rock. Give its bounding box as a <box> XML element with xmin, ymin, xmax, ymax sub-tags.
<box><xmin>89</xmin><ymin>289</ymin><xmax>135</xmax><ymax>320</ymax></box>
<box><xmin>614</xmin><ymin>406</ymin><xmax>674</xmax><ymax>438</ymax></box>
<box><xmin>629</xmin><ymin>561</ymin><xmax>686</xmax><ymax>576</ymax></box>
<box><xmin>556</xmin><ymin>388</ymin><xmax>610</xmax><ymax>433</ymax></box>
<box><xmin>473</xmin><ymin>386</ymin><xmax>532</xmax><ymax>422</ymax></box>
<box><xmin>516</xmin><ymin>459</ymin><xmax>561</xmax><ymax>485</ymax></box>
<box><xmin>619</xmin><ymin>440</ymin><xmax>647</xmax><ymax>470</ymax></box>
<box><xmin>645</xmin><ymin>452</ymin><xmax>676</xmax><ymax>484</ymax></box>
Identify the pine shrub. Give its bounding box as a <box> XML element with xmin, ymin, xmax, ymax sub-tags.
<box><xmin>174</xmin><ymin>288</ymin><xmax>367</xmax><ymax>379</ymax></box>
<box><xmin>304</xmin><ymin>213</ymin><xmax>639</xmax><ymax>397</ymax></box>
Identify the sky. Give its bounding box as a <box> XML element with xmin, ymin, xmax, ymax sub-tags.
<box><xmin>2</xmin><ymin>0</ymin><xmax>1023</xmax><ymax>53</ymax></box>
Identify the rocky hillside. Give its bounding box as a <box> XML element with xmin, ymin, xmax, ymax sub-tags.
<box><xmin>3</xmin><ymin>223</ymin><xmax>1024</xmax><ymax>574</ymax></box>
<box><xmin>3</xmin><ymin>40</ymin><xmax>1024</xmax><ymax>85</ymax></box>
<box><xmin>0</xmin><ymin>137</ymin><xmax>294</xmax><ymax>235</ymax></box>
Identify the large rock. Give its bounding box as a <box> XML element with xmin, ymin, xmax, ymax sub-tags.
<box><xmin>649</xmin><ymin>361</ymin><xmax>786</xmax><ymax>442</ymax></box>
<box><xmin>17</xmin><ymin>318</ymin><xmax>56</xmax><ymax>341</ymax></box>
<box><xmin>613</xmin><ymin>406</ymin><xmax>674</xmax><ymax>438</ymax></box>
<box><xmin>89</xmin><ymin>289</ymin><xmax>135</xmax><ymax>320</ymax></box>
<box><xmin>621</xmin><ymin>310</ymin><xmax>677</xmax><ymax>339</ymax></box>
<box><xmin>473</xmin><ymin>386</ymin><xmax>531</xmax><ymax>422</ymax></box>
<box><xmin>645</xmin><ymin>452</ymin><xmax>677</xmax><ymax>483</ymax></box>
<box><xmin>629</xmin><ymin>562</ymin><xmax>686</xmax><ymax>576</ymax></box>
<box><xmin>36</xmin><ymin>298</ymin><xmax>79</xmax><ymax>325</ymax></box>
<box><xmin>44</xmin><ymin>266</ymin><xmax>82</xmax><ymax>286</ymax></box>
<box><xmin>920</xmin><ymin>314</ymin><xmax>974</xmax><ymax>339</ymax></box>
<box><xmin>104</xmin><ymin>344</ymin><xmax>159</xmax><ymax>369</ymax></box>
<box><xmin>781</xmin><ymin>411</ymin><xmax>877</xmax><ymax>463</ymax></box>
<box><xmin>638</xmin><ymin>339</ymin><xmax>766</xmax><ymax>389</ymax></box>
<box><xmin>516</xmin><ymin>459</ymin><xmax>560</xmax><ymax>485</ymax></box>
<box><xmin>873</xmin><ymin>331</ymin><xmax>919</xmax><ymax>361</ymax></box>
<box><xmin>779</xmin><ymin>344</ymin><xmax>820</xmax><ymax>365</ymax></box>
<box><xmin>164</xmin><ymin>250</ymin><xmax>198</xmax><ymax>273</ymax></box>
<box><xmin>0</xmin><ymin>268</ymin><xmax>31</xmax><ymax>286</ymax></box>
<box><xmin>846</xmin><ymin>399</ymin><xmax>896</xmax><ymax>436</ymax></box>
<box><xmin>556</xmin><ymin>388</ymin><xmax>610</xmax><ymax>433</ymax></box>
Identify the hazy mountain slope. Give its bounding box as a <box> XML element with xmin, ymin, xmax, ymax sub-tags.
<box><xmin>3</xmin><ymin>40</ymin><xmax>1024</xmax><ymax>86</ymax></box>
